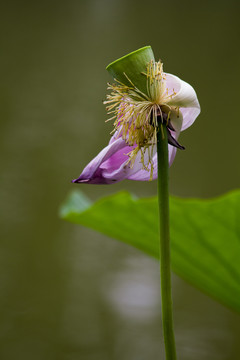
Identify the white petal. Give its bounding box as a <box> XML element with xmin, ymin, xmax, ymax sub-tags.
<box><xmin>165</xmin><ymin>73</ymin><xmax>200</xmax><ymax>130</ymax></box>
<box><xmin>165</xmin><ymin>73</ymin><xmax>199</xmax><ymax>108</ymax></box>
<box><xmin>169</xmin><ymin>108</ymin><xmax>183</xmax><ymax>135</ymax></box>
<box><xmin>168</xmin><ymin>110</ymin><xmax>182</xmax><ymax>165</ymax></box>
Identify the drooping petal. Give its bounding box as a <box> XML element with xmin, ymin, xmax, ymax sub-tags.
<box><xmin>72</xmin><ymin>138</ymin><xmax>128</xmax><ymax>184</ymax></box>
<box><xmin>73</xmin><ymin>133</ymin><xmax>158</xmax><ymax>184</ymax></box>
<box><xmin>165</xmin><ymin>73</ymin><xmax>200</xmax><ymax>131</ymax></box>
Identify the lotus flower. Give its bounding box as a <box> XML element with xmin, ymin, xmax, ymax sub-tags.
<box><xmin>73</xmin><ymin>49</ymin><xmax>200</xmax><ymax>185</ymax></box>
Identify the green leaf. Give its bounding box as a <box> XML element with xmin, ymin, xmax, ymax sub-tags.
<box><xmin>60</xmin><ymin>189</ymin><xmax>240</xmax><ymax>313</ymax></box>
<box><xmin>106</xmin><ymin>46</ymin><xmax>155</xmax><ymax>95</ymax></box>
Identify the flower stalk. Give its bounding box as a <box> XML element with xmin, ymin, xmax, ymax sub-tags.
<box><xmin>72</xmin><ymin>46</ymin><xmax>200</xmax><ymax>359</ymax></box>
<box><xmin>157</xmin><ymin>124</ymin><xmax>177</xmax><ymax>360</ymax></box>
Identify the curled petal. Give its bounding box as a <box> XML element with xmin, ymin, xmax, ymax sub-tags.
<box><xmin>165</xmin><ymin>73</ymin><xmax>199</xmax><ymax>108</ymax></box>
<box><xmin>165</xmin><ymin>73</ymin><xmax>200</xmax><ymax>131</ymax></box>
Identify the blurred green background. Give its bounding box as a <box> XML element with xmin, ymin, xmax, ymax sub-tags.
<box><xmin>0</xmin><ymin>0</ymin><xmax>240</xmax><ymax>359</ymax></box>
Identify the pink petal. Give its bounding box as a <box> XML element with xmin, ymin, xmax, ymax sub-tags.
<box><xmin>73</xmin><ymin>134</ymin><xmax>156</xmax><ymax>184</ymax></box>
<box><xmin>72</xmin><ymin>138</ymin><xmax>128</xmax><ymax>184</ymax></box>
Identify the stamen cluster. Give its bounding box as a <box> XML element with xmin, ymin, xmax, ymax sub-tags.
<box><xmin>104</xmin><ymin>60</ymin><xmax>176</xmax><ymax>179</ymax></box>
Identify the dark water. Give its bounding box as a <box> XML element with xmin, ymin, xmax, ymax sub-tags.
<box><xmin>0</xmin><ymin>1</ymin><xmax>240</xmax><ymax>359</ymax></box>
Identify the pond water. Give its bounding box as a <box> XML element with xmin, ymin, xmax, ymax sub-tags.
<box><xmin>0</xmin><ymin>1</ymin><xmax>240</xmax><ymax>359</ymax></box>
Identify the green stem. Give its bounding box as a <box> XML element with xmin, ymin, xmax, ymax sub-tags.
<box><xmin>157</xmin><ymin>124</ymin><xmax>177</xmax><ymax>360</ymax></box>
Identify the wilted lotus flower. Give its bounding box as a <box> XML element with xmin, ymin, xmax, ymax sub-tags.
<box><xmin>73</xmin><ymin>47</ymin><xmax>200</xmax><ymax>184</ymax></box>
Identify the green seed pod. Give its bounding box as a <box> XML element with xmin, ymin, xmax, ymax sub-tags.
<box><xmin>106</xmin><ymin>46</ymin><xmax>155</xmax><ymax>95</ymax></box>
